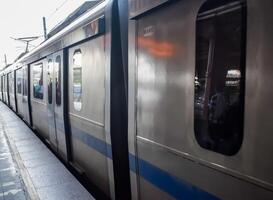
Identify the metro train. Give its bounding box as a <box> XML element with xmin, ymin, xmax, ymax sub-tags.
<box><xmin>1</xmin><ymin>0</ymin><xmax>273</xmax><ymax>199</ymax></box>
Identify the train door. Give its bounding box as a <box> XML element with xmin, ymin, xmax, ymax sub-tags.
<box><xmin>22</xmin><ymin>65</ymin><xmax>30</xmax><ymax>124</ymax></box>
<box><xmin>47</xmin><ymin>56</ymin><xmax>57</xmax><ymax>151</ymax></box>
<box><xmin>68</xmin><ymin>38</ymin><xmax>113</xmax><ymax>198</ymax></box>
<box><xmin>7</xmin><ymin>73</ymin><xmax>10</xmax><ymax>107</ymax></box>
<box><xmin>16</xmin><ymin>68</ymin><xmax>24</xmax><ymax>117</ymax></box>
<box><xmin>47</xmin><ymin>52</ymin><xmax>67</xmax><ymax>159</ymax></box>
<box><xmin>8</xmin><ymin>71</ymin><xmax>16</xmax><ymax>111</ymax></box>
<box><xmin>53</xmin><ymin>52</ymin><xmax>67</xmax><ymax>160</ymax></box>
<box><xmin>5</xmin><ymin>74</ymin><xmax>8</xmax><ymax>104</ymax></box>
<box><xmin>3</xmin><ymin>75</ymin><xmax>6</xmax><ymax>103</ymax></box>
<box><xmin>31</xmin><ymin>60</ymin><xmax>49</xmax><ymax>139</ymax></box>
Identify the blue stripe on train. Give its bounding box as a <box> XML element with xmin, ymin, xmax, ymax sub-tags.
<box><xmin>71</xmin><ymin>127</ymin><xmax>113</xmax><ymax>159</ymax></box>
<box><xmin>70</xmin><ymin>127</ymin><xmax>220</xmax><ymax>200</ymax></box>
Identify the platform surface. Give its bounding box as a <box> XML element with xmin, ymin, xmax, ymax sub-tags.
<box><xmin>0</xmin><ymin>102</ymin><xmax>94</xmax><ymax>200</ymax></box>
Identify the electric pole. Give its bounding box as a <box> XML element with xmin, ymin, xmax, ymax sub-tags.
<box><xmin>43</xmin><ymin>17</ymin><xmax>47</xmax><ymax>40</ymax></box>
<box><xmin>4</xmin><ymin>54</ymin><xmax>7</xmax><ymax>66</ymax></box>
<box><xmin>10</xmin><ymin>36</ymin><xmax>39</xmax><ymax>53</ymax></box>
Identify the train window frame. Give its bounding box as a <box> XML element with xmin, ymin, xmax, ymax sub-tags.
<box><xmin>72</xmin><ymin>49</ymin><xmax>82</xmax><ymax>111</ymax></box>
<box><xmin>194</xmin><ymin>0</ymin><xmax>246</xmax><ymax>156</ymax></box>
<box><xmin>32</xmin><ymin>63</ymin><xmax>44</xmax><ymax>100</ymax></box>
<box><xmin>55</xmin><ymin>55</ymin><xmax>62</xmax><ymax>106</ymax></box>
<box><xmin>47</xmin><ymin>59</ymin><xmax>53</xmax><ymax>104</ymax></box>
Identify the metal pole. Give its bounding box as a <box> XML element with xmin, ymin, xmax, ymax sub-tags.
<box><xmin>4</xmin><ymin>54</ymin><xmax>7</xmax><ymax>66</ymax></box>
<box><xmin>43</xmin><ymin>17</ymin><xmax>47</xmax><ymax>40</ymax></box>
<box><xmin>25</xmin><ymin>41</ymin><xmax>29</xmax><ymax>53</ymax></box>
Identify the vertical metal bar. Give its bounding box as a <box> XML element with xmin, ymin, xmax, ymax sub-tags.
<box><xmin>203</xmin><ymin>38</ymin><xmax>215</xmax><ymax>119</ymax></box>
<box><xmin>43</xmin><ymin>17</ymin><xmax>48</xmax><ymax>40</ymax></box>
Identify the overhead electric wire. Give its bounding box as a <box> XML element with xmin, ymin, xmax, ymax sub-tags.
<box><xmin>47</xmin><ymin>0</ymin><xmax>70</xmax><ymax>21</ymax></box>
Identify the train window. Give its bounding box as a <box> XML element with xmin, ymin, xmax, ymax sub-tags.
<box><xmin>23</xmin><ymin>68</ymin><xmax>27</xmax><ymax>96</ymax></box>
<box><xmin>9</xmin><ymin>73</ymin><xmax>14</xmax><ymax>94</ymax></box>
<box><xmin>1</xmin><ymin>76</ymin><xmax>3</xmax><ymax>93</ymax></box>
<box><xmin>55</xmin><ymin>56</ymin><xmax>61</xmax><ymax>106</ymax></box>
<box><xmin>17</xmin><ymin>69</ymin><xmax>22</xmax><ymax>94</ymax></box>
<box><xmin>47</xmin><ymin>59</ymin><xmax>53</xmax><ymax>104</ymax></box>
<box><xmin>73</xmin><ymin>50</ymin><xmax>82</xmax><ymax>111</ymax></box>
<box><xmin>3</xmin><ymin>76</ymin><xmax>5</xmax><ymax>93</ymax></box>
<box><xmin>33</xmin><ymin>63</ymin><xmax>44</xmax><ymax>100</ymax></box>
<box><xmin>4</xmin><ymin>76</ymin><xmax>6</xmax><ymax>93</ymax></box>
<box><xmin>194</xmin><ymin>0</ymin><xmax>246</xmax><ymax>155</ymax></box>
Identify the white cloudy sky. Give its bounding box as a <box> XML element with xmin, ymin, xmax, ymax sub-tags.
<box><xmin>0</xmin><ymin>0</ymin><xmax>89</xmax><ymax>68</ymax></box>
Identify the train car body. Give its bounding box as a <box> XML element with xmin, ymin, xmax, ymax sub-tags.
<box><xmin>128</xmin><ymin>0</ymin><xmax>273</xmax><ymax>199</ymax></box>
<box><xmin>1</xmin><ymin>0</ymin><xmax>273</xmax><ymax>199</ymax></box>
<box><xmin>0</xmin><ymin>0</ymin><xmax>130</xmax><ymax>199</ymax></box>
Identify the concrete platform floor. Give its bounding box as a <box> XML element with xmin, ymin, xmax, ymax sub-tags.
<box><xmin>0</xmin><ymin>102</ymin><xmax>94</xmax><ymax>200</ymax></box>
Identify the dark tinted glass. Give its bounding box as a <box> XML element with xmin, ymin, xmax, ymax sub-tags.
<box><xmin>17</xmin><ymin>69</ymin><xmax>22</xmax><ymax>94</ymax></box>
<box><xmin>9</xmin><ymin>72</ymin><xmax>14</xmax><ymax>94</ymax></box>
<box><xmin>194</xmin><ymin>0</ymin><xmax>246</xmax><ymax>155</ymax></box>
<box><xmin>33</xmin><ymin>63</ymin><xmax>44</xmax><ymax>100</ymax></box>
<box><xmin>55</xmin><ymin>56</ymin><xmax>61</xmax><ymax>106</ymax></box>
<box><xmin>47</xmin><ymin>59</ymin><xmax>53</xmax><ymax>104</ymax></box>
<box><xmin>23</xmin><ymin>67</ymin><xmax>27</xmax><ymax>96</ymax></box>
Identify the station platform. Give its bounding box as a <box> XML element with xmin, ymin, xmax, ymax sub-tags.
<box><xmin>0</xmin><ymin>102</ymin><xmax>94</xmax><ymax>200</ymax></box>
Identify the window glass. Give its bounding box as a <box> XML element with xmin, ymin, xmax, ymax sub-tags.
<box><xmin>23</xmin><ymin>68</ymin><xmax>27</xmax><ymax>96</ymax></box>
<box><xmin>3</xmin><ymin>76</ymin><xmax>6</xmax><ymax>93</ymax></box>
<box><xmin>9</xmin><ymin>73</ymin><xmax>14</xmax><ymax>94</ymax></box>
<box><xmin>33</xmin><ymin>63</ymin><xmax>44</xmax><ymax>99</ymax></box>
<box><xmin>73</xmin><ymin>50</ymin><xmax>82</xmax><ymax>111</ymax></box>
<box><xmin>194</xmin><ymin>0</ymin><xmax>246</xmax><ymax>155</ymax></box>
<box><xmin>55</xmin><ymin>56</ymin><xmax>62</xmax><ymax>106</ymax></box>
<box><xmin>0</xmin><ymin>77</ymin><xmax>2</xmax><ymax>93</ymax></box>
<box><xmin>47</xmin><ymin>59</ymin><xmax>53</xmax><ymax>104</ymax></box>
<box><xmin>4</xmin><ymin>76</ymin><xmax>6</xmax><ymax>93</ymax></box>
<box><xmin>17</xmin><ymin>69</ymin><xmax>22</xmax><ymax>94</ymax></box>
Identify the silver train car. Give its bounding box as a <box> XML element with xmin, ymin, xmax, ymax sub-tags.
<box><xmin>128</xmin><ymin>0</ymin><xmax>273</xmax><ymax>199</ymax></box>
<box><xmin>0</xmin><ymin>0</ymin><xmax>130</xmax><ymax>199</ymax></box>
<box><xmin>1</xmin><ymin>0</ymin><xmax>273</xmax><ymax>199</ymax></box>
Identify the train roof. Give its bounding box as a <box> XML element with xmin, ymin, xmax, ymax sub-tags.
<box><xmin>48</xmin><ymin>1</ymin><xmax>101</xmax><ymax>38</ymax></box>
<box><xmin>0</xmin><ymin>0</ymin><xmax>107</xmax><ymax>74</ymax></box>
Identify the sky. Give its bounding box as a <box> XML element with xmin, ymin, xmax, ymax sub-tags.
<box><xmin>0</xmin><ymin>0</ymin><xmax>89</xmax><ymax>69</ymax></box>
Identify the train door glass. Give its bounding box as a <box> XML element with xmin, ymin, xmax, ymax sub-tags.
<box><xmin>32</xmin><ymin>63</ymin><xmax>44</xmax><ymax>100</ymax></box>
<box><xmin>6</xmin><ymin>75</ymin><xmax>8</xmax><ymax>101</ymax></box>
<box><xmin>7</xmin><ymin>73</ymin><xmax>11</xmax><ymax>106</ymax></box>
<box><xmin>3</xmin><ymin>75</ymin><xmax>6</xmax><ymax>102</ymax></box>
<box><xmin>194</xmin><ymin>0</ymin><xmax>246</xmax><ymax>155</ymax></box>
<box><xmin>72</xmin><ymin>50</ymin><xmax>82</xmax><ymax>111</ymax></box>
<box><xmin>23</xmin><ymin>67</ymin><xmax>27</xmax><ymax>96</ymax></box>
<box><xmin>9</xmin><ymin>72</ymin><xmax>14</xmax><ymax>95</ymax></box>
<box><xmin>22</xmin><ymin>67</ymin><xmax>28</xmax><ymax>102</ymax></box>
<box><xmin>55</xmin><ymin>56</ymin><xmax>61</xmax><ymax>106</ymax></box>
<box><xmin>47</xmin><ymin>57</ymin><xmax>58</xmax><ymax>150</ymax></box>
<box><xmin>16</xmin><ymin>69</ymin><xmax>22</xmax><ymax>95</ymax></box>
<box><xmin>47</xmin><ymin>59</ymin><xmax>53</xmax><ymax>104</ymax></box>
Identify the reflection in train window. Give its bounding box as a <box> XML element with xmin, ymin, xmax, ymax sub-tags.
<box><xmin>33</xmin><ymin>63</ymin><xmax>44</xmax><ymax>100</ymax></box>
<box><xmin>73</xmin><ymin>50</ymin><xmax>82</xmax><ymax>111</ymax></box>
<box><xmin>17</xmin><ymin>69</ymin><xmax>22</xmax><ymax>94</ymax></box>
<box><xmin>47</xmin><ymin>59</ymin><xmax>53</xmax><ymax>104</ymax></box>
<box><xmin>194</xmin><ymin>0</ymin><xmax>246</xmax><ymax>155</ymax></box>
<box><xmin>55</xmin><ymin>56</ymin><xmax>62</xmax><ymax>106</ymax></box>
<box><xmin>9</xmin><ymin>73</ymin><xmax>14</xmax><ymax>94</ymax></box>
